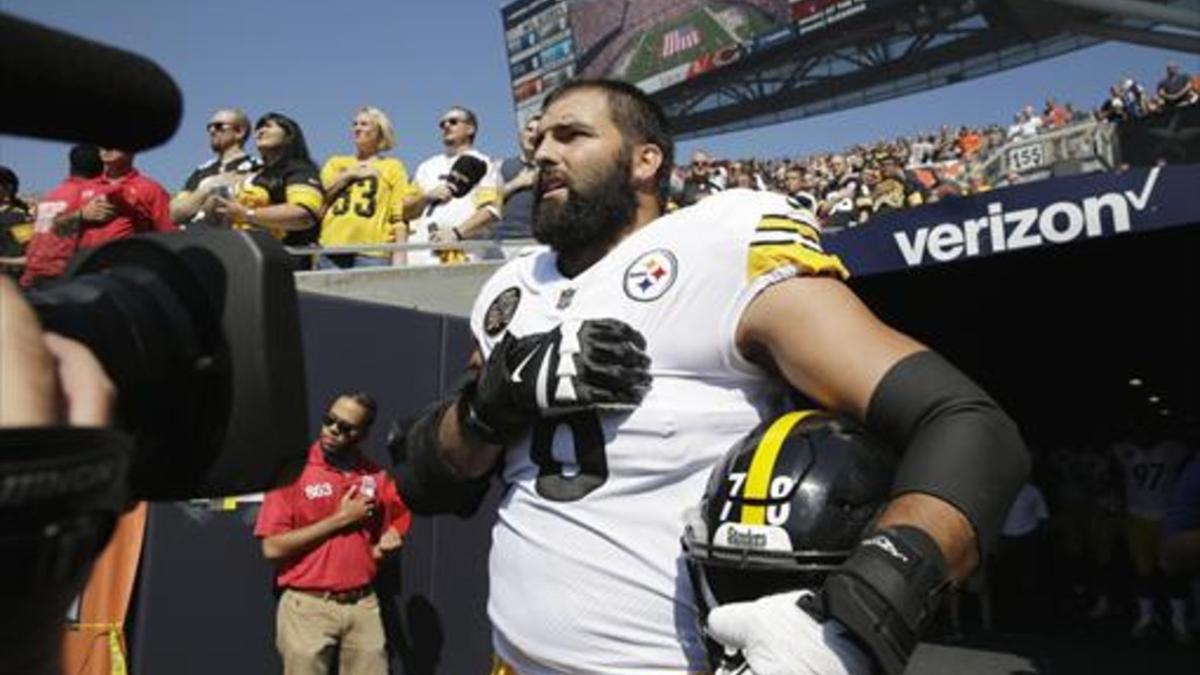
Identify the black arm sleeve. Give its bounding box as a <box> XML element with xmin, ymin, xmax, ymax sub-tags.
<box><xmin>388</xmin><ymin>396</ymin><xmax>494</xmax><ymax>518</ymax></box>
<box><xmin>866</xmin><ymin>350</ymin><xmax>1030</xmax><ymax>556</ymax></box>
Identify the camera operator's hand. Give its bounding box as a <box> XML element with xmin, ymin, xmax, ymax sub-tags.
<box><xmin>466</xmin><ymin>318</ymin><xmax>652</xmax><ymax>443</ymax></box>
<box><xmin>0</xmin><ymin>277</ymin><xmax>114</xmax><ymax>427</ymax></box>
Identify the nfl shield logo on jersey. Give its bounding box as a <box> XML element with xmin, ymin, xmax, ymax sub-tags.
<box><xmin>623</xmin><ymin>250</ymin><xmax>678</xmax><ymax>302</ymax></box>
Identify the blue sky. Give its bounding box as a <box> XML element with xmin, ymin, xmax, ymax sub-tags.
<box><xmin>0</xmin><ymin>0</ymin><xmax>1195</xmax><ymax>194</ymax></box>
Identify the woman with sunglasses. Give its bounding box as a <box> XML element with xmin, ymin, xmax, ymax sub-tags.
<box><xmin>317</xmin><ymin>107</ymin><xmax>415</xmax><ymax>269</ymax></box>
<box><xmin>212</xmin><ymin>112</ymin><xmax>324</xmax><ymax>266</ymax></box>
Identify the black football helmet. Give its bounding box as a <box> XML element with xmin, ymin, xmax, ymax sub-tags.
<box><xmin>682</xmin><ymin>410</ymin><xmax>899</xmax><ymax>657</ymax></box>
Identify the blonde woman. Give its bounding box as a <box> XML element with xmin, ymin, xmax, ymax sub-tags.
<box><xmin>318</xmin><ymin>107</ymin><xmax>415</xmax><ymax>268</ymax></box>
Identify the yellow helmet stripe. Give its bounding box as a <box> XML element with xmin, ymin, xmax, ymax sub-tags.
<box><xmin>740</xmin><ymin>410</ymin><xmax>818</xmax><ymax>525</ymax></box>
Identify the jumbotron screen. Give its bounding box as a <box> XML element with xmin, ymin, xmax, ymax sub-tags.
<box><xmin>501</xmin><ymin>0</ymin><xmax>900</xmax><ymax>124</ymax></box>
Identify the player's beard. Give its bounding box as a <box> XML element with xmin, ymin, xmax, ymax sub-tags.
<box><xmin>533</xmin><ymin>147</ymin><xmax>637</xmax><ymax>262</ymax></box>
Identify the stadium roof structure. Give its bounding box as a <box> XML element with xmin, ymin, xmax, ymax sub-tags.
<box><xmin>658</xmin><ymin>0</ymin><xmax>1200</xmax><ymax>139</ymax></box>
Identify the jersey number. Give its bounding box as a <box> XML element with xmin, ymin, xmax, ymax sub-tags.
<box><xmin>330</xmin><ymin>176</ymin><xmax>378</xmax><ymax>218</ymax></box>
<box><xmin>1132</xmin><ymin>462</ymin><xmax>1165</xmax><ymax>491</ymax></box>
<box><xmin>530</xmin><ymin>412</ymin><xmax>608</xmax><ymax>502</ymax></box>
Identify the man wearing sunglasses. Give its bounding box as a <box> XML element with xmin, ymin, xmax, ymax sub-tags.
<box><xmin>170</xmin><ymin>108</ymin><xmax>262</xmax><ymax>227</ymax></box>
<box><xmin>403</xmin><ymin>105</ymin><xmax>500</xmax><ymax>265</ymax></box>
<box><xmin>680</xmin><ymin>149</ymin><xmax>723</xmax><ymax>207</ymax></box>
<box><xmin>255</xmin><ymin>392</ymin><xmax>411</xmax><ymax>675</ymax></box>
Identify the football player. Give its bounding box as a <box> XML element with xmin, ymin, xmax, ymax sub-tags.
<box><xmin>394</xmin><ymin>79</ymin><xmax>1028</xmax><ymax>675</ymax></box>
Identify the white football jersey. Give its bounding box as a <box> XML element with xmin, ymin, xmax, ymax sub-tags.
<box><xmin>409</xmin><ymin>149</ymin><xmax>499</xmax><ymax>266</ymax></box>
<box><xmin>1113</xmin><ymin>439</ymin><xmax>1194</xmax><ymax>519</ymax></box>
<box><xmin>469</xmin><ymin>189</ymin><xmax>849</xmax><ymax>673</ymax></box>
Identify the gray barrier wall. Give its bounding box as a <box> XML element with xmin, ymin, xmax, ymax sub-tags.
<box><xmin>131</xmin><ymin>292</ymin><xmax>498</xmax><ymax>675</ymax></box>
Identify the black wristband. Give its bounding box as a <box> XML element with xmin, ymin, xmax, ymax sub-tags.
<box><xmin>390</xmin><ymin>399</ymin><xmax>493</xmax><ymax>517</ymax></box>
<box><xmin>817</xmin><ymin>526</ymin><xmax>950</xmax><ymax>675</ymax></box>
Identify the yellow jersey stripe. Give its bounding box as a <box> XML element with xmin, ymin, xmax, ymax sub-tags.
<box><xmin>747</xmin><ymin>242</ymin><xmax>850</xmax><ymax>282</ymax></box>
<box><xmin>741</xmin><ymin>411</ymin><xmax>816</xmax><ymax>525</ymax></box>
<box><xmin>758</xmin><ymin>215</ymin><xmax>820</xmax><ymax>242</ymax></box>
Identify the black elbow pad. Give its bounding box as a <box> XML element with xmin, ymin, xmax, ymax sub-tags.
<box><xmin>388</xmin><ymin>399</ymin><xmax>492</xmax><ymax>518</ymax></box>
<box><xmin>866</xmin><ymin>350</ymin><xmax>1030</xmax><ymax>556</ymax></box>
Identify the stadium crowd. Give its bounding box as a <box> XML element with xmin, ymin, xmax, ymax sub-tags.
<box><xmin>672</xmin><ymin>61</ymin><xmax>1200</xmax><ymax>228</ymax></box>
<box><xmin>0</xmin><ymin>60</ymin><xmax>1195</xmax><ymax>286</ymax></box>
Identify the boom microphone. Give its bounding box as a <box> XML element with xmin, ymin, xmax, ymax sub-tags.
<box><xmin>0</xmin><ymin>12</ymin><xmax>182</xmax><ymax>151</ymax></box>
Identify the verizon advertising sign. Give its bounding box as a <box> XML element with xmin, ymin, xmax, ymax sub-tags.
<box><xmin>824</xmin><ymin>165</ymin><xmax>1200</xmax><ymax>276</ymax></box>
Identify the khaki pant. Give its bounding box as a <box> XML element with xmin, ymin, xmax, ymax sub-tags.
<box><xmin>276</xmin><ymin>588</ymin><xmax>387</xmax><ymax>675</ymax></box>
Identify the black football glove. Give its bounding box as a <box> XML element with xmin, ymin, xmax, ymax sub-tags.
<box><xmin>465</xmin><ymin>318</ymin><xmax>652</xmax><ymax>443</ymax></box>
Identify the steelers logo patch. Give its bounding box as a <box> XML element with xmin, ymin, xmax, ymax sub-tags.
<box><xmin>623</xmin><ymin>250</ymin><xmax>678</xmax><ymax>302</ymax></box>
<box><xmin>483</xmin><ymin>287</ymin><xmax>521</xmax><ymax>336</ymax></box>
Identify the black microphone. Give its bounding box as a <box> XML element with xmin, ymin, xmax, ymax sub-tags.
<box><xmin>424</xmin><ymin>154</ymin><xmax>490</xmax><ymax>218</ymax></box>
<box><xmin>0</xmin><ymin>12</ymin><xmax>182</xmax><ymax>151</ymax></box>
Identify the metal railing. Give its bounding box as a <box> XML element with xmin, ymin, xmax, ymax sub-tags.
<box><xmin>976</xmin><ymin>120</ymin><xmax>1118</xmax><ymax>187</ymax></box>
<box><xmin>284</xmin><ymin>239</ymin><xmax>540</xmax><ymax>269</ymax></box>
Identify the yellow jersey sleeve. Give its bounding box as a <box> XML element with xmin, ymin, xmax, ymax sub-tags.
<box><xmin>746</xmin><ymin>211</ymin><xmax>849</xmax><ymax>282</ymax></box>
<box><xmin>383</xmin><ymin>159</ymin><xmax>411</xmax><ymax>222</ymax></box>
<box><xmin>284</xmin><ymin>163</ymin><xmax>324</xmax><ymax>216</ymax></box>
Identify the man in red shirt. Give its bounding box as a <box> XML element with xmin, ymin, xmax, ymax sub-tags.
<box><xmin>66</xmin><ymin>148</ymin><xmax>177</xmax><ymax>251</ymax></box>
<box><xmin>19</xmin><ymin>145</ymin><xmax>104</xmax><ymax>288</ymax></box>
<box><xmin>255</xmin><ymin>392</ymin><xmax>410</xmax><ymax>675</ymax></box>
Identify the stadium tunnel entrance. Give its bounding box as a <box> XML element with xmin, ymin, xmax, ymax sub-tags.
<box><xmin>850</xmin><ymin>218</ymin><xmax>1199</xmax><ymax>448</ymax></box>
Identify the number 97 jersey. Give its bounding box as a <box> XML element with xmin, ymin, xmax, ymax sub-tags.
<box><xmin>469</xmin><ymin>189</ymin><xmax>850</xmax><ymax>674</ymax></box>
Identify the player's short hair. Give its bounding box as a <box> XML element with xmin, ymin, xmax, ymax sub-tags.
<box><xmin>333</xmin><ymin>392</ymin><xmax>377</xmax><ymax>428</ymax></box>
<box><xmin>357</xmin><ymin>106</ymin><xmax>396</xmax><ymax>152</ymax></box>
<box><xmin>544</xmin><ymin>79</ymin><xmax>675</xmax><ymax>209</ymax></box>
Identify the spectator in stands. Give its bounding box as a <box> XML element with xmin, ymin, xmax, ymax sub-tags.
<box><xmin>1098</xmin><ymin>85</ymin><xmax>1128</xmax><ymax>123</ymax></box>
<box><xmin>211</xmin><ymin>112</ymin><xmax>324</xmax><ymax>265</ymax></box>
<box><xmin>0</xmin><ymin>166</ymin><xmax>33</xmax><ymax>278</ymax></box>
<box><xmin>493</xmin><ymin>114</ymin><xmax>541</xmax><ymax>258</ymax></box>
<box><xmin>318</xmin><ymin>107</ymin><xmax>413</xmax><ymax>269</ymax></box>
<box><xmin>782</xmin><ymin>164</ymin><xmax>818</xmax><ymax>214</ymax></box>
<box><xmin>255</xmin><ymin>392</ymin><xmax>410</xmax><ymax>675</ymax></box>
<box><xmin>170</xmin><ymin>108</ymin><xmax>261</xmax><ymax>227</ymax></box>
<box><xmin>870</xmin><ymin>154</ymin><xmax>926</xmax><ymax>215</ymax></box>
<box><xmin>405</xmin><ymin>106</ymin><xmax>500</xmax><ymax>265</ymax></box>
<box><xmin>956</xmin><ymin>125</ymin><xmax>983</xmax><ymax>159</ymax></box>
<box><xmin>1157</xmin><ymin>62</ymin><xmax>1198</xmax><ymax>110</ymax></box>
<box><xmin>56</xmin><ymin>148</ymin><xmax>177</xmax><ymax>252</ymax></box>
<box><xmin>19</xmin><ymin>145</ymin><xmax>103</xmax><ymax>288</ymax></box>
<box><xmin>1044</xmin><ymin>97</ymin><xmax>1070</xmax><ymax>129</ymax></box>
<box><xmin>822</xmin><ymin>153</ymin><xmax>859</xmax><ymax>228</ymax></box>
<box><xmin>1121</xmin><ymin>79</ymin><xmax>1151</xmax><ymax>118</ymax></box>
<box><xmin>727</xmin><ymin>160</ymin><xmax>755</xmax><ymax>189</ymax></box>
<box><xmin>679</xmin><ymin>149</ymin><xmax>723</xmax><ymax>206</ymax></box>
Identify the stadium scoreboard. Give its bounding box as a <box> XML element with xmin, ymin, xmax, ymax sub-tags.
<box><xmin>501</xmin><ymin>0</ymin><xmax>903</xmax><ymax>125</ymax></box>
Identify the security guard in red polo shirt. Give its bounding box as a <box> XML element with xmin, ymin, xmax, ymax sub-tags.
<box><xmin>255</xmin><ymin>392</ymin><xmax>411</xmax><ymax>675</ymax></box>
